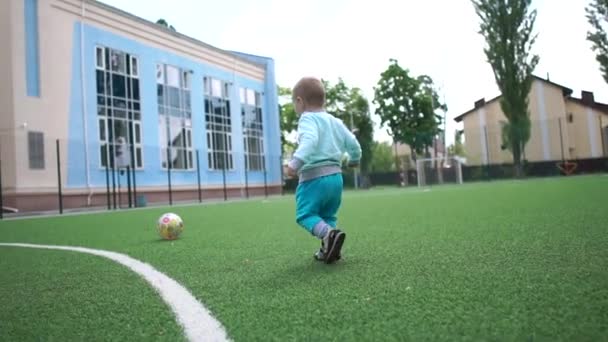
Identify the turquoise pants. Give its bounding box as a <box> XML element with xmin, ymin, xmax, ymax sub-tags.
<box><xmin>295</xmin><ymin>173</ymin><xmax>343</xmax><ymax>234</ymax></box>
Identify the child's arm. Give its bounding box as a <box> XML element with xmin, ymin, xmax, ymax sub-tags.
<box><xmin>340</xmin><ymin>120</ymin><xmax>362</xmax><ymax>167</ymax></box>
<box><xmin>288</xmin><ymin>115</ymin><xmax>318</xmax><ymax>173</ymax></box>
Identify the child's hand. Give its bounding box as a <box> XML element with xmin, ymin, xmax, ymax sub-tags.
<box><xmin>287</xmin><ymin>166</ymin><xmax>297</xmax><ymax>177</ymax></box>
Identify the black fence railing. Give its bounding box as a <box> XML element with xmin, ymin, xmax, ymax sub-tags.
<box><xmin>0</xmin><ymin>135</ymin><xmax>283</xmax><ymax>218</ymax></box>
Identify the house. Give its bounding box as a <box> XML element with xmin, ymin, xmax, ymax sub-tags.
<box><xmin>454</xmin><ymin>76</ymin><xmax>608</xmax><ymax>166</ymax></box>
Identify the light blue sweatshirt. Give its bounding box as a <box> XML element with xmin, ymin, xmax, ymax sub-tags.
<box><xmin>288</xmin><ymin>111</ymin><xmax>362</xmax><ymax>182</ymax></box>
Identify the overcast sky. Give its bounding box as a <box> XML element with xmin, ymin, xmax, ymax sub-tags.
<box><xmin>100</xmin><ymin>0</ymin><xmax>606</xmax><ymax>144</ymax></box>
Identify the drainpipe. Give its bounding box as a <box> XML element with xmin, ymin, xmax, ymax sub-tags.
<box><xmin>81</xmin><ymin>0</ymin><xmax>93</xmax><ymax>205</ymax></box>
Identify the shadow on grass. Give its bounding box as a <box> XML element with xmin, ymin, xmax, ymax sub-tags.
<box><xmin>253</xmin><ymin>255</ymin><xmax>372</xmax><ymax>289</ymax></box>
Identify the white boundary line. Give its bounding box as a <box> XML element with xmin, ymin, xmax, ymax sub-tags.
<box><xmin>0</xmin><ymin>243</ymin><xmax>230</xmax><ymax>342</ymax></box>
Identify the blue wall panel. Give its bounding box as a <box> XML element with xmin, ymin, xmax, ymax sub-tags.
<box><xmin>66</xmin><ymin>22</ymin><xmax>280</xmax><ymax>189</ymax></box>
<box><xmin>24</xmin><ymin>0</ymin><xmax>40</xmax><ymax>97</ymax></box>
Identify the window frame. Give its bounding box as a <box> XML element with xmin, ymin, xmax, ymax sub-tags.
<box><xmin>241</xmin><ymin>87</ymin><xmax>265</xmax><ymax>172</ymax></box>
<box><xmin>96</xmin><ymin>45</ymin><xmax>143</xmax><ymax>170</ymax></box>
<box><xmin>204</xmin><ymin>76</ymin><xmax>234</xmax><ymax>171</ymax></box>
<box><xmin>158</xmin><ymin>63</ymin><xmax>195</xmax><ymax>171</ymax></box>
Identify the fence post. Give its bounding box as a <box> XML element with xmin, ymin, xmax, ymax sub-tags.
<box><xmin>167</xmin><ymin>147</ymin><xmax>173</xmax><ymax>206</ymax></box>
<box><xmin>111</xmin><ymin>161</ymin><xmax>117</xmax><ymax>210</ymax></box>
<box><xmin>393</xmin><ymin>139</ymin><xmax>401</xmax><ymax>186</ymax></box>
<box><xmin>131</xmin><ymin>160</ymin><xmax>137</xmax><ymax>208</ymax></box>
<box><xmin>600</xmin><ymin>116</ymin><xmax>606</xmax><ymax>157</ymax></box>
<box><xmin>483</xmin><ymin>126</ymin><xmax>491</xmax><ymax>180</ymax></box>
<box><xmin>558</xmin><ymin>117</ymin><xmax>565</xmax><ymax>163</ymax></box>
<box><xmin>128</xmin><ymin>138</ymin><xmax>137</xmax><ymax>208</ymax></box>
<box><xmin>222</xmin><ymin>163</ymin><xmax>227</xmax><ymax>201</ymax></box>
<box><xmin>264</xmin><ymin>165</ymin><xmax>268</xmax><ymax>198</ymax></box>
<box><xmin>56</xmin><ymin>140</ymin><xmax>63</xmax><ymax>214</ymax></box>
<box><xmin>0</xmin><ymin>157</ymin><xmax>3</xmax><ymax>220</ymax></box>
<box><xmin>279</xmin><ymin>156</ymin><xmax>284</xmax><ymax>196</ymax></box>
<box><xmin>196</xmin><ymin>150</ymin><xmax>202</xmax><ymax>203</ymax></box>
<box><xmin>105</xmin><ymin>163</ymin><xmax>110</xmax><ymax>210</ymax></box>
<box><xmin>244</xmin><ymin>151</ymin><xmax>249</xmax><ymax>199</ymax></box>
<box><xmin>127</xmin><ymin>166</ymin><xmax>132</xmax><ymax>208</ymax></box>
<box><xmin>117</xmin><ymin>170</ymin><xmax>122</xmax><ymax>209</ymax></box>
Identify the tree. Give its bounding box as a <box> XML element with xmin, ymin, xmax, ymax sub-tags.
<box><xmin>587</xmin><ymin>0</ymin><xmax>608</xmax><ymax>83</ymax></box>
<box><xmin>447</xmin><ymin>130</ymin><xmax>466</xmax><ymax>158</ymax></box>
<box><xmin>370</xmin><ymin>141</ymin><xmax>395</xmax><ymax>172</ymax></box>
<box><xmin>278</xmin><ymin>86</ymin><xmax>298</xmax><ymax>154</ymax></box>
<box><xmin>499</xmin><ymin>119</ymin><xmax>530</xmax><ymax>155</ymax></box>
<box><xmin>373</xmin><ymin>59</ymin><xmax>445</xmax><ymax>163</ymax></box>
<box><xmin>323</xmin><ymin>79</ymin><xmax>375</xmax><ymax>177</ymax></box>
<box><xmin>472</xmin><ymin>0</ymin><xmax>539</xmax><ymax>177</ymax></box>
<box><xmin>156</xmin><ymin>18</ymin><xmax>176</xmax><ymax>31</ymax></box>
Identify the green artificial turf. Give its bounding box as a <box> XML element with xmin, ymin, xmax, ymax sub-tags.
<box><xmin>1</xmin><ymin>175</ymin><xmax>607</xmax><ymax>341</ymax></box>
<box><xmin>0</xmin><ymin>248</ymin><xmax>185</xmax><ymax>342</ymax></box>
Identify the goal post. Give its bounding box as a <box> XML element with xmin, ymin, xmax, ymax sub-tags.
<box><xmin>416</xmin><ymin>157</ymin><xmax>463</xmax><ymax>187</ymax></box>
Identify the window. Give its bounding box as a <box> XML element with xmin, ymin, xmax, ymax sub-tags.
<box><xmin>158</xmin><ymin>64</ymin><xmax>193</xmax><ymax>170</ymax></box>
<box><xmin>95</xmin><ymin>46</ymin><xmax>143</xmax><ymax>169</ymax></box>
<box><xmin>241</xmin><ymin>88</ymin><xmax>264</xmax><ymax>171</ymax></box>
<box><xmin>28</xmin><ymin>131</ymin><xmax>45</xmax><ymax>170</ymax></box>
<box><xmin>96</xmin><ymin>46</ymin><xmax>104</xmax><ymax>70</ymax></box>
<box><xmin>204</xmin><ymin>77</ymin><xmax>233</xmax><ymax>170</ymax></box>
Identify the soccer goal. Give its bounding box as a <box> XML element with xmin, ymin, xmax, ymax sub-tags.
<box><xmin>416</xmin><ymin>157</ymin><xmax>464</xmax><ymax>187</ymax></box>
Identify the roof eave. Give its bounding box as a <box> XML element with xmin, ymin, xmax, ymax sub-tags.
<box><xmin>88</xmin><ymin>0</ymin><xmax>265</xmax><ymax>68</ymax></box>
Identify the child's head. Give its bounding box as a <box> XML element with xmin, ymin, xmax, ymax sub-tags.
<box><xmin>292</xmin><ymin>77</ymin><xmax>325</xmax><ymax>114</ymax></box>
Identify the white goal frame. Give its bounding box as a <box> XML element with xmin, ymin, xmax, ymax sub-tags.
<box><xmin>416</xmin><ymin>157</ymin><xmax>464</xmax><ymax>187</ymax></box>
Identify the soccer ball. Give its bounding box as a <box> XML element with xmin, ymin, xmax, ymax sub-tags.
<box><xmin>157</xmin><ymin>213</ymin><xmax>184</xmax><ymax>240</ymax></box>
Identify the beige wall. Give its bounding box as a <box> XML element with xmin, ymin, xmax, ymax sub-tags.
<box><xmin>481</xmin><ymin>99</ymin><xmax>512</xmax><ymax>165</ymax></box>
<box><xmin>461</xmin><ymin>99</ymin><xmax>508</xmax><ymax>165</ymax></box>
<box><xmin>0</xmin><ymin>0</ymin><xmax>17</xmax><ymax>191</ymax></box>
<box><xmin>8</xmin><ymin>0</ymin><xmax>74</xmax><ymax>192</ymax></box>
<box><xmin>4</xmin><ymin>0</ymin><xmax>267</xmax><ymax>194</ymax></box>
<box><xmin>527</xmin><ymin>80</ymin><xmax>570</xmax><ymax>162</ymax></box>
<box><xmin>462</xmin><ymin>79</ymin><xmax>579</xmax><ymax>166</ymax></box>
<box><xmin>566</xmin><ymin>100</ymin><xmax>607</xmax><ymax>159</ymax></box>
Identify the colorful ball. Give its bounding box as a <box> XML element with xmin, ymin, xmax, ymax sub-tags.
<box><xmin>157</xmin><ymin>213</ymin><xmax>184</xmax><ymax>240</ymax></box>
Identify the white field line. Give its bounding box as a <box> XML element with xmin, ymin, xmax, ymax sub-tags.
<box><xmin>0</xmin><ymin>243</ymin><xmax>230</xmax><ymax>342</ymax></box>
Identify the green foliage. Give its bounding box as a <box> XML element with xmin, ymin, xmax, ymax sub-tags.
<box><xmin>373</xmin><ymin>59</ymin><xmax>445</xmax><ymax>161</ymax></box>
<box><xmin>586</xmin><ymin>0</ymin><xmax>608</xmax><ymax>83</ymax></box>
<box><xmin>323</xmin><ymin>79</ymin><xmax>374</xmax><ymax>174</ymax></box>
<box><xmin>448</xmin><ymin>130</ymin><xmax>466</xmax><ymax>157</ymax></box>
<box><xmin>277</xmin><ymin>86</ymin><xmax>298</xmax><ymax>154</ymax></box>
<box><xmin>472</xmin><ymin>0</ymin><xmax>539</xmax><ymax>176</ymax></box>
<box><xmin>370</xmin><ymin>141</ymin><xmax>395</xmax><ymax>172</ymax></box>
<box><xmin>500</xmin><ymin>119</ymin><xmax>530</xmax><ymax>153</ymax></box>
<box><xmin>155</xmin><ymin>18</ymin><xmax>176</xmax><ymax>31</ymax></box>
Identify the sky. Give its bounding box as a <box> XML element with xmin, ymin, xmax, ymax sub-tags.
<box><xmin>99</xmin><ymin>0</ymin><xmax>606</xmax><ymax>145</ymax></box>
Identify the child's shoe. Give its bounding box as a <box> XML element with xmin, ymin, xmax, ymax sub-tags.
<box><xmin>313</xmin><ymin>229</ymin><xmax>346</xmax><ymax>264</ymax></box>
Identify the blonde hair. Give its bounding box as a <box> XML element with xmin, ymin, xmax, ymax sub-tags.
<box><xmin>293</xmin><ymin>77</ymin><xmax>325</xmax><ymax>108</ymax></box>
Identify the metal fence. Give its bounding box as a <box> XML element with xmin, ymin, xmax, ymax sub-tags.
<box><xmin>0</xmin><ymin>133</ymin><xmax>283</xmax><ymax>218</ymax></box>
<box><xmin>331</xmin><ymin>116</ymin><xmax>608</xmax><ymax>188</ymax></box>
<box><xmin>458</xmin><ymin>117</ymin><xmax>608</xmax><ymax>181</ymax></box>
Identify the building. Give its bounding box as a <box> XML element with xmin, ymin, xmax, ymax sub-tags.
<box><xmin>454</xmin><ymin>76</ymin><xmax>608</xmax><ymax>166</ymax></box>
<box><xmin>0</xmin><ymin>0</ymin><xmax>281</xmax><ymax>212</ymax></box>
